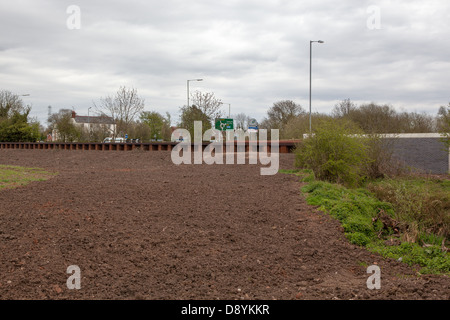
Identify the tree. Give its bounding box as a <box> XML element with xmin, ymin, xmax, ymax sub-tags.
<box><xmin>0</xmin><ymin>90</ymin><xmax>25</xmax><ymax>119</ymax></box>
<box><xmin>259</xmin><ymin>100</ymin><xmax>305</xmax><ymax>139</ymax></box>
<box><xmin>437</xmin><ymin>103</ymin><xmax>450</xmax><ymax>148</ymax></box>
<box><xmin>282</xmin><ymin>112</ymin><xmax>331</xmax><ymax>140</ymax></box>
<box><xmin>140</xmin><ymin>111</ymin><xmax>171</xmax><ymax>141</ymax></box>
<box><xmin>351</xmin><ymin>103</ymin><xmax>398</xmax><ymax>133</ymax></box>
<box><xmin>233</xmin><ymin>113</ymin><xmax>251</xmax><ymax>130</ymax></box>
<box><xmin>178</xmin><ymin>105</ymin><xmax>211</xmax><ymax>139</ymax></box>
<box><xmin>190</xmin><ymin>91</ymin><xmax>224</xmax><ymax>124</ymax></box>
<box><xmin>332</xmin><ymin>100</ymin><xmax>435</xmax><ymax>134</ymax></box>
<box><xmin>398</xmin><ymin>111</ymin><xmax>435</xmax><ymax>133</ymax></box>
<box><xmin>127</xmin><ymin>120</ymin><xmax>152</xmax><ymax>141</ymax></box>
<box><xmin>0</xmin><ymin>108</ymin><xmax>40</xmax><ymax>142</ymax></box>
<box><xmin>331</xmin><ymin>98</ymin><xmax>357</xmax><ymax>118</ymax></box>
<box><xmin>0</xmin><ymin>90</ymin><xmax>40</xmax><ymax>142</ymax></box>
<box><xmin>48</xmin><ymin>109</ymin><xmax>81</xmax><ymax>142</ymax></box>
<box><xmin>261</xmin><ymin>100</ymin><xmax>305</xmax><ymax>131</ymax></box>
<box><xmin>94</xmin><ymin>86</ymin><xmax>145</xmax><ymax>138</ymax></box>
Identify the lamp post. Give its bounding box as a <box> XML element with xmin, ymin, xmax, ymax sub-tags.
<box><xmin>187</xmin><ymin>79</ymin><xmax>203</xmax><ymax>107</ymax></box>
<box><xmin>309</xmin><ymin>40</ymin><xmax>324</xmax><ymax>134</ymax></box>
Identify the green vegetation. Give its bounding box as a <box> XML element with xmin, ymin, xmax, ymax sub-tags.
<box><xmin>140</xmin><ymin>111</ymin><xmax>172</xmax><ymax>141</ymax></box>
<box><xmin>437</xmin><ymin>103</ymin><xmax>450</xmax><ymax>149</ymax></box>
<box><xmin>0</xmin><ymin>165</ymin><xmax>56</xmax><ymax>190</ymax></box>
<box><xmin>285</xmin><ymin>169</ymin><xmax>449</xmax><ymax>275</ymax></box>
<box><xmin>367</xmin><ymin>177</ymin><xmax>449</xmax><ymax>242</ymax></box>
<box><xmin>0</xmin><ymin>90</ymin><xmax>40</xmax><ymax>142</ymax></box>
<box><xmin>294</xmin><ymin>118</ymin><xmax>380</xmax><ymax>188</ymax></box>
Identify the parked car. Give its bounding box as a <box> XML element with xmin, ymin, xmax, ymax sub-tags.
<box><xmin>103</xmin><ymin>137</ymin><xmax>126</xmax><ymax>143</ymax></box>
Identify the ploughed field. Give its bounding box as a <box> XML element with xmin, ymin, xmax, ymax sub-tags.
<box><xmin>0</xmin><ymin>149</ymin><xmax>448</xmax><ymax>299</ymax></box>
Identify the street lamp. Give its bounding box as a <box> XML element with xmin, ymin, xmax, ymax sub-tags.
<box><xmin>309</xmin><ymin>40</ymin><xmax>324</xmax><ymax>134</ymax></box>
<box><xmin>187</xmin><ymin>79</ymin><xmax>203</xmax><ymax>107</ymax></box>
<box><xmin>219</xmin><ymin>102</ymin><xmax>231</xmax><ymax>118</ymax></box>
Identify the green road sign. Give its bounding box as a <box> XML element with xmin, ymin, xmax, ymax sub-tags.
<box><xmin>215</xmin><ymin>118</ymin><xmax>234</xmax><ymax>130</ymax></box>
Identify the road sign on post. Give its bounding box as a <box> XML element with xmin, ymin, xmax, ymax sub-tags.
<box><xmin>215</xmin><ymin>118</ymin><xmax>234</xmax><ymax>131</ymax></box>
<box><xmin>248</xmin><ymin>118</ymin><xmax>258</xmax><ymax>132</ymax></box>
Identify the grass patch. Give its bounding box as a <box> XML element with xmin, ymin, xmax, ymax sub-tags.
<box><xmin>283</xmin><ymin>170</ymin><xmax>449</xmax><ymax>275</ymax></box>
<box><xmin>0</xmin><ymin>164</ymin><xmax>56</xmax><ymax>190</ymax></box>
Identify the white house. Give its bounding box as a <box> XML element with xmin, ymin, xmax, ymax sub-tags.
<box><xmin>51</xmin><ymin>110</ymin><xmax>116</xmax><ymax>141</ymax></box>
<box><xmin>70</xmin><ymin>111</ymin><xmax>116</xmax><ymax>134</ymax></box>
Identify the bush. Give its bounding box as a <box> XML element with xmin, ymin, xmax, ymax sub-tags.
<box><xmin>295</xmin><ymin>119</ymin><xmax>372</xmax><ymax>187</ymax></box>
<box><xmin>0</xmin><ymin>108</ymin><xmax>40</xmax><ymax>142</ymax></box>
<box><xmin>346</xmin><ymin>232</ymin><xmax>372</xmax><ymax>247</ymax></box>
<box><xmin>367</xmin><ymin>177</ymin><xmax>450</xmax><ymax>241</ymax></box>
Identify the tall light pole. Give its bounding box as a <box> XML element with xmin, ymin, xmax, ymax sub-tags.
<box><xmin>309</xmin><ymin>40</ymin><xmax>324</xmax><ymax>134</ymax></box>
<box><xmin>187</xmin><ymin>79</ymin><xmax>203</xmax><ymax>107</ymax></box>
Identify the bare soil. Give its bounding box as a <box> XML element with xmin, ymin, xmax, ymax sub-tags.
<box><xmin>0</xmin><ymin>149</ymin><xmax>448</xmax><ymax>300</ymax></box>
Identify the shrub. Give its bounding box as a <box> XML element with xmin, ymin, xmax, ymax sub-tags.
<box><xmin>295</xmin><ymin>119</ymin><xmax>371</xmax><ymax>188</ymax></box>
<box><xmin>367</xmin><ymin>177</ymin><xmax>450</xmax><ymax>241</ymax></box>
<box><xmin>346</xmin><ymin>232</ymin><xmax>372</xmax><ymax>247</ymax></box>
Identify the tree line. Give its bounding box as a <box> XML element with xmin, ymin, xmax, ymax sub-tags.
<box><xmin>0</xmin><ymin>88</ymin><xmax>449</xmax><ymax>142</ymax></box>
<box><xmin>259</xmin><ymin>99</ymin><xmax>450</xmax><ymax>140</ymax></box>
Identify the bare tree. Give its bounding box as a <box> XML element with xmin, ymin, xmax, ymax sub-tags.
<box><xmin>47</xmin><ymin>109</ymin><xmax>81</xmax><ymax>142</ymax></box>
<box><xmin>262</xmin><ymin>100</ymin><xmax>305</xmax><ymax>131</ymax></box>
<box><xmin>332</xmin><ymin>98</ymin><xmax>357</xmax><ymax>118</ymax></box>
<box><xmin>94</xmin><ymin>86</ymin><xmax>145</xmax><ymax>137</ymax></box>
<box><xmin>190</xmin><ymin>91</ymin><xmax>224</xmax><ymax>123</ymax></box>
<box><xmin>233</xmin><ymin>113</ymin><xmax>251</xmax><ymax>130</ymax></box>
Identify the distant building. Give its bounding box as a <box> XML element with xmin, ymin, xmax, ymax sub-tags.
<box><xmin>70</xmin><ymin>111</ymin><xmax>116</xmax><ymax>134</ymax></box>
<box><xmin>52</xmin><ymin>110</ymin><xmax>116</xmax><ymax>141</ymax></box>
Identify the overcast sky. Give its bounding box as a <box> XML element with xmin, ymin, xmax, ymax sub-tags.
<box><xmin>1</xmin><ymin>0</ymin><xmax>449</xmax><ymax>125</ymax></box>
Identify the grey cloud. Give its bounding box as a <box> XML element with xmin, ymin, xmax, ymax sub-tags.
<box><xmin>0</xmin><ymin>0</ymin><xmax>449</xmax><ymax>125</ymax></box>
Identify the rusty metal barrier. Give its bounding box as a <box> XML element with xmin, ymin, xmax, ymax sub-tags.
<box><xmin>0</xmin><ymin>141</ymin><xmax>300</xmax><ymax>153</ymax></box>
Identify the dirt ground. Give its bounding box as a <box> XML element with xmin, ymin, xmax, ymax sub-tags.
<box><xmin>0</xmin><ymin>149</ymin><xmax>448</xmax><ymax>300</ymax></box>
